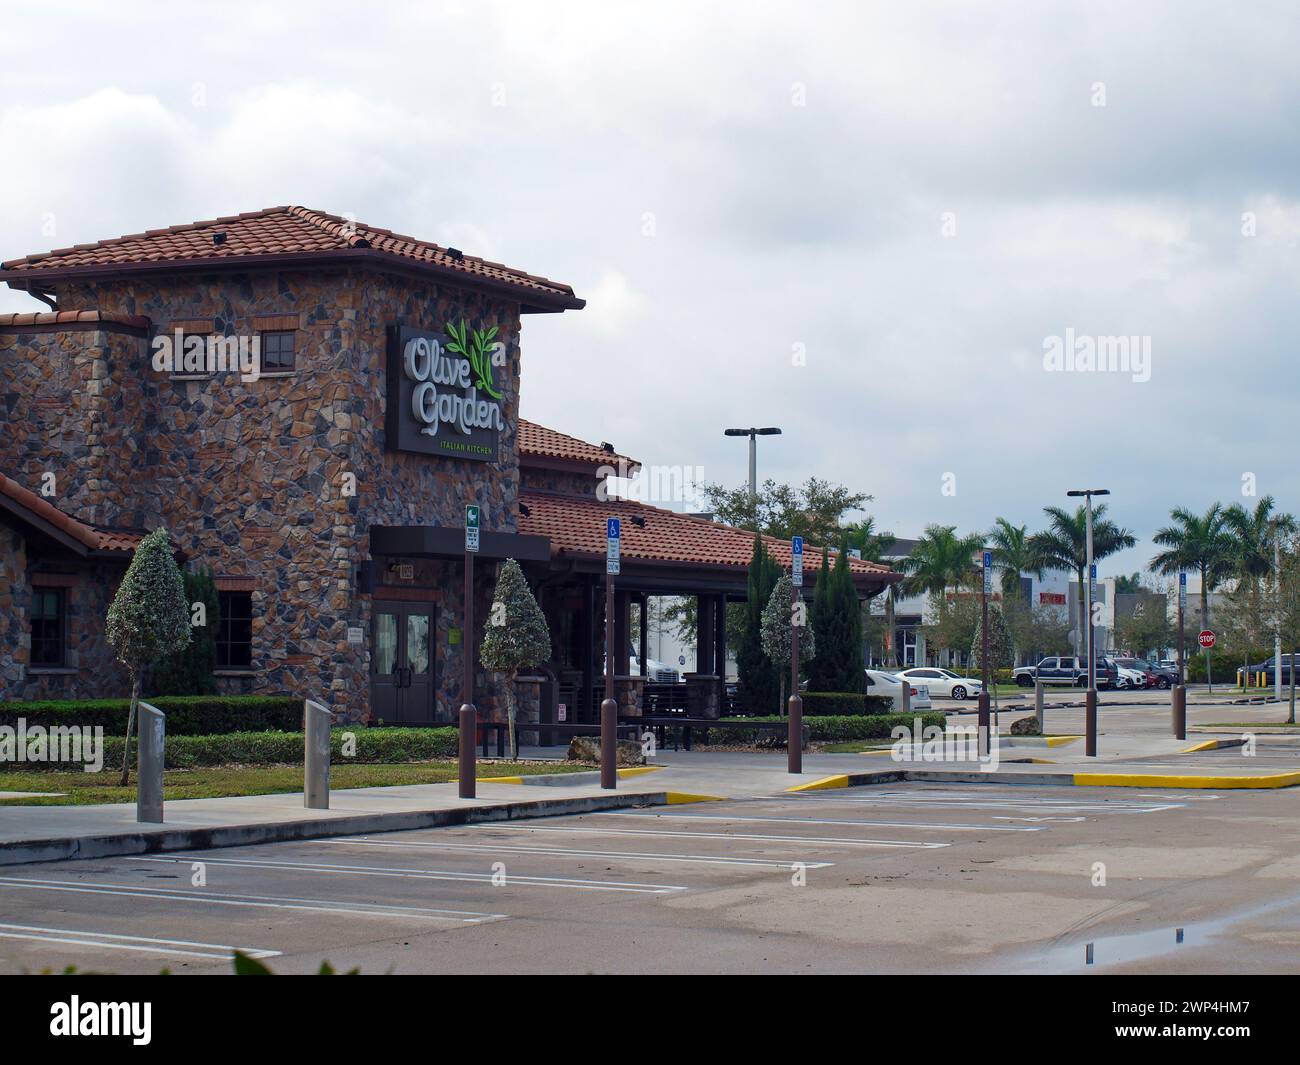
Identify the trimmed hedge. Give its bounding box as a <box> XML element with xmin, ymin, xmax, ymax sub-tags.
<box><xmin>712</xmin><ymin>712</ymin><xmax>946</xmax><ymax>744</ymax></box>
<box><xmin>0</xmin><ymin>696</ymin><xmax>304</xmax><ymax>736</ymax></box>
<box><xmin>800</xmin><ymin>692</ymin><xmax>895</xmax><ymax>716</ymax></box>
<box><xmin>7</xmin><ymin>727</ymin><xmax>461</xmax><ymax>772</ymax></box>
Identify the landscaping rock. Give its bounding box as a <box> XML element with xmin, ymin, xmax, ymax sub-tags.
<box><xmin>1009</xmin><ymin>715</ymin><xmax>1042</xmax><ymax>736</ymax></box>
<box><xmin>566</xmin><ymin>735</ymin><xmax>645</xmax><ymax>766</ymax></box>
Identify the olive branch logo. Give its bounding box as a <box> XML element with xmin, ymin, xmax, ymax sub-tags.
<box><xmin>446</xmin><ymin>320</ymin><xmax>502</xmax><ymax>400</ymax></box>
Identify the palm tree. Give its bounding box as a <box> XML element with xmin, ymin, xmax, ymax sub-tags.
<box><xmin>1150</xmin><ymin>504</ymin><xmax>1234</xmax><ymax>633</ymax></box>
<box><xmin>1224</xmin><ymin>497</ymin><xmax>1297</xmax><ymax>587</ymax></box>
<box><xmin>988</xmin><ymin>518</ymin><xmax>1045</xmax><ymax>601</ymax></box>
<box><xmin>896</xmin><ymin>524</ymin><xmax>984</xmax><ymax>602</ymax></box>
<box><xmin>1032</xmin><ymin>503</ymin><xmax>1137</xmax><ymax>653</ymax></box>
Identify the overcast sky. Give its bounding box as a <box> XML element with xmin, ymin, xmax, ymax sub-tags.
<box><xmin>4</xmin><ymin>1</ymin><xmax>1298</xmax><ymax>583</ymax></box>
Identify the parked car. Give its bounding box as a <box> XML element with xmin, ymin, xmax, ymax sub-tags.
<box><xmin>1114</xmin><ymin>663</ymin><xmax>1152</xmax><ymax>690</ymax></box>
<box><xmin>896</xmin><ymin>667</ymin><xmax>983</xmax><ymax>700</ymax></box>
<box><xmin>1018</xmin><ymin>656</ymin><xmax>1117</xmax><ymax>688</ymax></box>
<box><xmin>1113</xmin><ymin>657</ymin><xmax>1177</xmax><ymax>689</ymax></box>
<box><xmin>864</xmin><ymin>669</ymin><xmax>933</xmax><ymax>711</ymax></box>
<box><xmin>1244</xmin><ymin>654</ymin><xmax>1300</xmax><ymax>686</ymax></box>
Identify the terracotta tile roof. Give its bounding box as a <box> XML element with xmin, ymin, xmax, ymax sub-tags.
<box><xmin>517</xmin><ymin>419</ymin><xmax>639</xmax><ymax>471</ymax></box>
<box><xmin>0</xmin><ymin>474</ymin><xmax>143</xmax><ymax>554</ymax></box>
<box><xmin>0</xmin><ymin>309</ymin><xmax>152</xmax><ymax>331</ymax></box>
<box><xmin>1</xmin><ymin>206</ymin><xmax>583</xmax><ymax>311</ymax></box>
<box><xmin>518</xmin><ymin>489</ymin><xmax>898</xmax><ymax>586</ymax></box>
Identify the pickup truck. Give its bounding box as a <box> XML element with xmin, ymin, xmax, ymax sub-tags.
<box><xmin>1014</xmin><ymin>656</ymin><xmax>1117</xmax><ymax>688</ymax></box>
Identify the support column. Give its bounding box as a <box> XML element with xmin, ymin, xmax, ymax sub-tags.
<box><xmin>614</xmin><ymin>590</ymin><xmax>632</xmax><ymax>675</ymax></box>
<box><xmin>715</xmin><ymin>593</ymin><xmax>728</xmax><ymax>713</ymax></box>
<box><xmin>638</xmin><ymin>595</ymin><xmax>649</xmax><ymax>676</ymax></box>
<box><xmin>697</xmin><ymin>594</ymin><xmax>716</xmax><ymax>675</ymax></box>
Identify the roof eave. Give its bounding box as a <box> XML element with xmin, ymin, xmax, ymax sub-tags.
<box><xmin>2</xmin><ymin>247</ymin><xmax>585</xmax><ymax>313</ymax></box>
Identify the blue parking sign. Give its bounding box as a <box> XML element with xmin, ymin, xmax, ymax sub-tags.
<box><xmin>608</xmin><ymin>517</ymin><xmax>620</xmax><ymax>539</ymax></box>
<box><xmin>792</xmin><ymin>536</ymin><xmax>803</xmax><ymax>555</ymax></box>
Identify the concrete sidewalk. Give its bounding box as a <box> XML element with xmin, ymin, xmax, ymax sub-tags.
<box><xmin>3</xmin><ymin>738</ymin><xmax>1298</xmax><ymax>868</ymax></box>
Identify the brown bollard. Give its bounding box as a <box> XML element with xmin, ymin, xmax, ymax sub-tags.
<box><xmin>788</xmin><ymin>693</ymin><xmax>803</xmax><ymax>774</ymax></box>
<box><xmin>1085</xmin><ymin>688</ymin><xmax>1098</xmax><ymax>757</ymax></box>
<box><xmin>1172</xmin><ymin>684</ymin><xmax>1186</xmax><ymax>740</ymax></box>
<box><xmin>600</xmin><ymin>697</ymin><xmax>618</xmax><ymax>789</ymax></box>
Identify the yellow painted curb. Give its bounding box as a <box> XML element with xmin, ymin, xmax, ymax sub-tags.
<box><xmin>665</xmin><ymin>792</ymin><xmax>727</xmax><ymax>804</ymax></box>
<box><xmin>1030</xmin><ymin>758</ymin><xmax>1058</xmax><ymax>764</ymax></box>
<box><xmin>785</xmin><ymin>774</ymin><xmax>849</xmax><ymax>792</ymax></box>
<box><xmin>1073</xmin><ymin>770</ymin><xmax>1300</xmax><ymax>790</ymax></box>
<box><xmin>617</xmin><ymin>765</ymin><xmax>666</xmax><ymax>778</ymax></box>
<box><xmin>1045</xmin><ymin>735</ymin><xmax>1084</xmax><ymax>748</ymax></box>
<box><xmin>476</xmin><ymin>775</ymin><xmax>526</xmax><ymax>784</ymax></box>
<box><xmin>1181</xmin><ymin>739</ymin><xmax>1222</xmax><ymax>753</ymax></box>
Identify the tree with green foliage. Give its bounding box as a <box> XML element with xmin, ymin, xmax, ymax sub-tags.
<box><xmin>969</xmin><ymin>603</ymin><xmax>1013</xmax><ymax>671</ymax></box>
<box><xmin>1033</xmin><ymin>503</ymin><xmax>1137</xmax><ymax>653</ymax></box>
<box><xmin>150</xmin><ymin>569</ymin><xmax>220</xmax><ymax>695</ymax></box>
<box><xmin>810</xmin><ymin>547</ymin><xmax>863</xmax><ymax>692</ymax></box>
<box><xmin>1149</xmin><ymin>503</ymin><xmax>1233</xmax><ymax>634</ymax></box>
<box><xmin>987</xmin><ymin>518</ymin><xmax>1043</xmax><ymax>601</ymax></box>
<box><xmin>106</xmin><ymin>527</ymin><xmax>191</xmax><ymax>785</ymax></box>
<box><xmin>479</xmin><ymin>559</ymin><xmax>552</xmax><ymax>759</ymax></box>
<box><xmin>761</xmin><ymin>574</ymin><xmax>816</xmax><ymax>712</ymax></box>
<box><xmin>737</xmin><ymin>535</ymin><xmax>782</xmax><ymax>714</ymax></box>
<box><xmin>699</xmin><ymin>477</ymin><xmax>870</xmax><ymax>542</ymax></box>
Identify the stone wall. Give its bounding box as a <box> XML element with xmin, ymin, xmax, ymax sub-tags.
<box><xmin>0</xmin><ymin>268</ymin><xmax>528</xmax><ymax>721</ymax></box>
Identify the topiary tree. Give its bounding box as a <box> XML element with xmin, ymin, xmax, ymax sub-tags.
<box><xmin>106</xmin><ymin>527</ymin><xmax>191</xmax><ymax>785</ymax></box>
<box><xmin>761</xmin><ymin>574</ymin><xmax>816</xmax><ymax>713</ymax></box>
<box><xmin>737</xmin><ymin>534</ymin><xmax>782</xmax><ymax>714</ymax></box>
<box><xmin>810</xmin><ymin>546</ymin><xmax>864</xmax><ymax>692</ymax></box>
<box><xmin>479</xmin><ymin>559</ymin><xmax>551</xmax><ymax>759</ymax></box>
<box><xmin>150</xmin><ymin>568</ymin><xmax>220</xmax><ymax>695</ymax></box>
<box><xmin>969</xmin><ymin>602</ymin><xmax>1013</xmax><ymax>673</ymax></box>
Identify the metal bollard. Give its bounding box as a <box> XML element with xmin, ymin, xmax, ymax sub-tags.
<box><xmin>304</xmin><ymin>698</ymin><xmax>335</xmax><ymax>810</ymax></box>
<box><xmin>1085</xmin><ymin>688</ymin><xmax>1098</xmax><ymax>757</ymax></box>
<box><xmin>1171</xmin><ymin>684</ymin><xmax>1186</xmax><ymax>740</ymax></box>
<box><xmin>459</xmin><ymin>704</ymin><xmax>477</xmax><ymax>799</ymax></box>
<box><xmin>787</xmin><ymin>693</ymin><xmax>804</xmax><ymax>774</ymax></box>
<box><xmin>600</xmin><ymin>697</ymin><xmax>619</xmax><ymax>789</ymax></box>
<box><xmin>900</xmin><ymin>680</ymin><xmax>911</xmax><ymax>716</ymax></box>
<box><xmin>136</xmin><ymin>701</ymin><xmax>165</xmax><ymax>824</ymax></box>
<box><xmin>1035</xmin><ymin>680</ymin><xmax>1045</xmax><ymax>734</ymax></box>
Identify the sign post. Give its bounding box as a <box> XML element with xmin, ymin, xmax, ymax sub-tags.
<box><xmin>978</xmin><ymin>549</ymin><xmax>992</xmax><ymax>757</ymax></box>
<box><xmin>1199</xmin><ymin>628</ymin><xmax>1216</xmax><ymax>696</ymax></box>
<box><xmin>459</xmin><ymin>504</ymin><xmax>480</xmax><ymax>799</ymax></box>
<box><xmin>601</xmin><ymin>517</ymin><xmax>621</xmax><ymax>790</ymax></box>
<box><xmin>1173</xmin><ymin>571</ymin><xmax>1188</xmax><ymax>739</ymax></box>
<box><xmin>789</xmin><ymin>537</ymin><xmax>804</xmax><ymax>774</ymax></box>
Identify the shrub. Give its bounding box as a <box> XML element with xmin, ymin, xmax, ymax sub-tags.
<box><xmin>0</xmin><ymin>695</ymin><xmax>305</xmax><ymax>736</ymax></box>
<box><xmin>798</xmin><ymin>692</ymin><xmax>895</xmax><ymax>716</ymax></box>
<box><xmin>8</xmin><ymin>726</ymin><xmax>462</xmax><ymax>772</ymax></box>
<box><xmin>712</xmin><ymin>712</ymin><xmax>946</xmax><ymax>743</ymax></box>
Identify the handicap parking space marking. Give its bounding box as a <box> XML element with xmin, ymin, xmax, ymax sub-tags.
<box><xmin>325</xmin><ymin>836</ymin><xmax>833</xmax><ymax>870</ymax></box>
<box><xmin>470</xmin><ymin>823</ymin><xmax>949</xmax><ymax>849</ymax></box>
<box><xmin>594</xmin><ymin>811</ymin><xmax>1044</xmax><ymax>833</ymax></box>
<box><xmin>0</xmin><ymin>921</ymin><xmax>279</xmax><ymax>961</ymax></box>
<box><xmin>0</xmin><ymin>875</ymin><xmax>506</xmax><ymax>924</ymax></box>
<box><xmin>132</xmin><ymin>855</ymin><xmax>689</xmax><ymax>895</ymax></box>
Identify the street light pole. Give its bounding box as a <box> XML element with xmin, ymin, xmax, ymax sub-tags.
<box><xmin>724</xmin><ymin>427</ymin><xmax>782</xmax><ymax>504</ymax></box>
<box><xmin>977</xmin><ymin>548</ymin><xmax>991</xmax><ymax>757</ymax></box>
<box><xmin>1068</xmin><ymin>488</ymin><xmax>1109</xmax><ymax>758</ymax></box>
<box><xmin>1274</xmin><ymin>526</ymin><xmax>1283</xmax><ymax>703</ymax></box>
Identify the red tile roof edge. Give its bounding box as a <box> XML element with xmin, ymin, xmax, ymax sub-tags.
<box><xmin>1</xmin><ymin>205</ymin><xmax>583</xmax><ymax>310</ymax></box>
<box><xmin>0</xmin><ymin>474</ymin><xmax>143</xmax><ymax>553</ymax></box>
<box><xmin>0</xmin><ymin>310</ymin><xmax>152</xmax><ymax>330</ymax></box>
<box><xmin>517</xmin><ymin>419</ymin><xmax>640</xmax><ymax>471</ymax></box>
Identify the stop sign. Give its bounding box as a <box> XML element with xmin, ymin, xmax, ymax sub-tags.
<box><xmin>1198</xmin><ymin>630</ymin><xmax>1216</xmax><ymax>649</ymax></box>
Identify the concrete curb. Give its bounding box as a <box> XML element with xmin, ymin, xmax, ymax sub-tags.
<box><xmin>478</xmin><ymin>765</ymin><xmax>666</xmax><ymax>787</ymax></box>
<box><xmin>785</xmin><ymin>765</ymin><xmax>1300</xmax><ymax>792</ymax></box>
<box><xmin>0</xmin><ymin>789</ymin><xmax>723</xmax><ymax>868</ymax></box>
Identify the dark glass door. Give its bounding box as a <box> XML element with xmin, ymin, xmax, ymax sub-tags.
<box><xmin>370</xmin><ymin>603</ymin><xmax>436</xmax><ymax>725</ymax></box>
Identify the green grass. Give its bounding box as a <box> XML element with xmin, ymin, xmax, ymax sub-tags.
<box><xmin>1202</xmin><ymin>721</ymin><xmax>1300</xmax><ymax>728</ymax></box>
<box><xmin>0</xmin><ymin>759</ymin><xmax>588</xmax><ymax>806</ymax></box>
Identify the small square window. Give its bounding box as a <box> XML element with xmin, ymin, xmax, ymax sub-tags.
<box><xmin>260</xmin><ymin>331</ymin><xmax>295</xmax><ymax>372</ymax></box>
<box><xmin>217</xmin><ymin>591</ymin><xmax>253</xmax><ymax>668</ymax></box>
<box><xmin>30</xmin><ymin>588</ymin><xmax>66</xmax><ymax>666</ymax></box>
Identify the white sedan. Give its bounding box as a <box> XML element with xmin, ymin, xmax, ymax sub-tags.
<box><xmin>896</xmin><ymin>667</ymin><xmax>983</xmax><ymax>701</ymax></box>
<box><xmin>864</xmin><ymin>669</ymin><xmax>933</xmax><ymax>711</ymax></box>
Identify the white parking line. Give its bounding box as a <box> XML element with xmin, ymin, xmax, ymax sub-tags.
<box><xmin>325</xmin><ymin>837</ymin><xmax>834</xmax><ymax>869</ymax></box>
<box><xmin>134</xmin><ymin>855</ymin><xmax>688</xmax><ymax>894</ymax></box>
<box><xmin>472</xmin><ymin>824</ymin><xmax>949</xmax><ymax>849</ymax></box>
<box><xmin>0</xmin><ymin>876</ymin><xmax>506</xmax><ymax>923</ymax></box>
<box><xmin>789</xmin><ymin>793</ymin><xmax>1180</xmax><ymax>813</ymax></box>
<box><xmin>0</xmin><ymin>922</ymin><xmax>279</xmax><ymax>961</ymax></box>
<box><xmin>601</xmin><ymin>812</ymin><xmax>1044</xmax><ymax>832</ymax></box>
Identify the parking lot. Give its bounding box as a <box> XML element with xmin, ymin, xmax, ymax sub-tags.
<box><xmin>3</xmin><ymin>779</ymin><xmax>1300</xmax><ymax>974</ymax></box>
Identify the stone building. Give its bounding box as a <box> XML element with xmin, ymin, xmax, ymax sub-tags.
<box><xmin>0</xmin><ymin>206</ymin><xmax>898</xmax><ymax>726</ymax></box>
